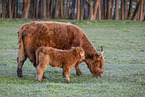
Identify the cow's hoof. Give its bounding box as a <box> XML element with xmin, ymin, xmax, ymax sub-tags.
<box><xmin>17</xmin><ymin>68</ymin><xmax>24</xmax><ymax>78</ymax></box>
<box><xmin>17</xmin><ymin>74</ymin><xmax>24</xmax><ymax>78</ymax></box>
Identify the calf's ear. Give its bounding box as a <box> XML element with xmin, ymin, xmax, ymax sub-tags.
<box><xmin>75</xmin><ymin>47</ymin><xmax>81</xmax><ymax>52</ymax></box>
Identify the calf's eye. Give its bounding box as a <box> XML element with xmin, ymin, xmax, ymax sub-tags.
<box><xmin>80</xmin><ymin>52</ymin><xmax>84</xmax><ymax>56</ymax></box>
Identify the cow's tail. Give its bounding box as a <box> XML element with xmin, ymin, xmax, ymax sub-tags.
<box><xmin>17</xmin><ymin>26</ymin><xmax>25</xmax><ymax>62</ymax></box>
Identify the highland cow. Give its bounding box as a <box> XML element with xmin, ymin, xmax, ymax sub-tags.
<box><xmin>17</xmin><ymin>21</ymin><xmax>104</xmax><ymax>79</ymax></box>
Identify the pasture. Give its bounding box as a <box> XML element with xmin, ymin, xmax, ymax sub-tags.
<box><xmin>0</xmin><ymin>19</ymin><xmax>145</xmax><ymax>97</ymax></box>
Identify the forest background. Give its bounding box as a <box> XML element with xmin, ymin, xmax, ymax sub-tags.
<box><xmin>0</xmin><ymin>0</ymin><xmax>145</xmax><ymax>21</ymax></box>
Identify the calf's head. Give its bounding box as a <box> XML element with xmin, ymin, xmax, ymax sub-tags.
<box><xmin>86</xmin><ymin>46</ymin><xmax>104</xmax><ymax>78</ymax></box>
<box><xmin>72</xmin><ymin>47</ymin><xmax>85</xmax><ymax>61</ymax></box>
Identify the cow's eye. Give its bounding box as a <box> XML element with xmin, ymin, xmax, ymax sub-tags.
<box><xmin>96</xmin><ymin>60</ymin><xmax>101</xmax><ymax>67</ymax></box>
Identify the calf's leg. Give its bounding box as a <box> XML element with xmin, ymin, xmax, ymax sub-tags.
<box><xmin>63</xmin><ymin>67</ymin><xmax>70</xmax><ymax>83</ymax></box>
<box><xmin>75</xmin><ymin>61</ymin><xmax>83</xmax><ymax>76</ymax></box>
<box><xmin>36</xmin><ymin>63</ymin><xmax>47</xmax><ymax>82</ymax></box>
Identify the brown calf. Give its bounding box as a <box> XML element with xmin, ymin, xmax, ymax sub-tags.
<box><xmin>35</xmin><ymin>47</ymin><xmax>85</xmax><ymax>83</ymax></box>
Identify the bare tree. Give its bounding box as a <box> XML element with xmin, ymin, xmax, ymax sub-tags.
<box><xmin>36</xmin><ymin>0</ymin><xmax>39</xmax><ymax>19</ymax></box>
<box><xmin>140</xmin><ymin>0</ymin><xmax>144</xmax><ymax>21</ymax></box>
<box><xmin>102</xmin><ymin>0</ymin><xmax>107</xmax><ymax>19</ymax></box>
<box><xmin>51</xmin><ymin>0</ymin><xmax>55</xmax><ymax>18</ymax></box>
<box><xmin>77</xmin><ymin>0</ymin><xmax>80</xmax><ymax>20</ymax></box>
<box><xmin>131</xmin><ymin>0</ymin><xmax>141</xmax><ymax>20</ymax></box>
<box><xmin>0</xmin><ymin>0</ymin><xmax>1</xmax><ymax>18</ymax></box>
<box><xmin>9</xmin><ymin>0</ymin><xmax>12</xmax><ymax>18</ymax></box>
<box><xmin>55</xmin><ymin>0</ymin><xmax>60</xmax><ymax>19</ymax></box>
<box><xmin>43</xmin><ymin>0</ymin><xmax>47</xmax><ymax>19</ymax></box>
<box><xmin>115</xmin><ymin>0</ymin><xmax>119</xmax><ymax>20</ymax></box>
<box><xmin>22</xmin><ymin>0</ymin><xmax>31</xmax><ymax>19</ymax></box>
<box><xmin>61</xmin><ymin>0</ymin><xmax>64</xmax><ymax>19</ymax></box>
<box><xmin>98</xmin><ymin>0</ymin><xmax>101</xmax><ymax>20</ymax></box>
<box><xmin>32</xmin><ymin>0</ymin><xmax>36</xmax><ymax>19</ymax></box>
<box><xmin>93</xmin><ymin>0</ymin><xmax>99</xmax><ymax>20</ymax></box>
<box><xmin>121</xmin><ymin>0</ymin><xmax>124</xmax><ymax>20</ymax></box>
<box><xmin>47</xmin><ymin>0</ymin><xmax>50</xmax><ymax>19</ymax></box>
<box><xmin>86</xmin><ymin>0</ymin><xmax>99</xmax><ymax>20</ymax></box>
<box><xmin>127</xmin><ymin>0</ymin><xmax>132</xmax><ymax>19</ymax></box>
<box><xmin>107</xmin><ymin>0</ymin><xmax>111</xmax><ymax>19</ymax></box>
<box><xmin>2</xmin><ymin>0</ymin><xmax>6</xmax><ymax>18</ymax></box>
<box><xmin>81</xmin><ymin>0</ymin><xmax>84</xmax><ymax>20</ymax></box>
<box><xmin>124</xmin><ymin>0</ymin><xmax>128</xmax><ymax>19</ymax></box>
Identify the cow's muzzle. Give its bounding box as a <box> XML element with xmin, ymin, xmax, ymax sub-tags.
<box><xmin>96</xmin><ymin>72</ymin><xmax>103</xmax><ymax>78</ymax></box>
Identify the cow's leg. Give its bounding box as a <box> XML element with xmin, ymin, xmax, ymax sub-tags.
<box><xmin>36</xmin><ymin>63</ymin><xmax>47</xmax><ymax>82</ymax></box>
<box><xmin>17</xmin><ymin>45</ymin><xmax>27</xmax><ymax>78</ymax></box>
<box><xmin>17</xmin><ymin>56</ymin><xmax>27</xmax><ymax>78</ymax></box>
<box><xmin>75</xmin><ymin>61</ymin><xmax>83</xmax><ymax>76</ymax></box>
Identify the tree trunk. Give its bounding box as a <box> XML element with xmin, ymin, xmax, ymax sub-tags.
<box><xmin>68</xmin><ymin>0</ymin><xmax>71</xmax><ymax>19</ymax></box>
<box><xmin>43</xmin><ymin>0</ymin><xmax>47</xmax><ymax>19</ymax></box>
<box><xmin>81</xmin><ymin>0</ymin><xmax>84</xmax><ymax>20</ymax></box>
<box><xmin>77</xmin><ymin>0</ymin><xmax>80</xmax><ymax>20</ymax></box>
<box><xmin>47</xmin><ymin>0</ymin><xmax>50</xmax><ymax>19</ymax></box>
<box><xmin>6</xmin><ymin>0</ymin><xmax>9</xmax><ymax>18</ymax></box>
<box><xmin>14</xmin><ymin>0</ymin><xmax>18</xmax><ymax>18</ymax></box>
<box><xmin>51</xmin><ymin>0</ymin><xmax>54</xmax><ymax>19</ymax></box>
<box><xmin>93</xmin><ymin>0</ymin><xmax>99</xmax><ymax>20</ymax></box>
<box><xmin>23</xmin><ymin>0</ymin><xmax>31</xmax><ymax>19</ymax></box>
<box><xmin>36</xmin><ymin>0</ymin><xmax>39</xmax><ymax>19</ymax></box>
<box><xmin>32</xmin><ymin>0</ymin><xmax>36</xmax><ymax>19</ymax></box>
<box><xmin>102</xmin><ymin>0</ymin><xmax>107</xmax><ymax>19</ymax></box>
<box><xmin>72</xmin><ymin>0</ymin><xmax>76</xmax><ymax>19</ymax></box>
<box><xmin>121</xmin><ymin>0</ymin><xmax>124</xmax><ymax>20</ymax></box>
<box><xmin>2</xmin><ymin>0</ymin><xmax>6</xmax><ymax>18</ymax></box>
<box><xmin>111</xmin><ymin>0</ymin><xmax>114</xmax><ymax>19</ymax></box>
<box><xmin>131</xmin><ymin>1</ymin><xmax>141</xmax><ymax>20</ymax></box>
<box><xmin>40</xmin><ymin>0</ymin><xmax>43</xmax><ymax>18</ymax></box>
<box><xmin>124</xmin><ymin>0</ymin><xmax>128</xmax><ymax>19</ymax></box>
<box><xmin>61</xmin><ymin>0</ymin><xmax>64</xmax><ymax>19</ymax></box>
<box><xmin>55</xmin><ymin>0</ymin><xmax>59</xmax><ymax>19</ymax></box>
<box><xmin>0</xmin><ymin>0</ymin><xmax>1</xmax><ymax>18</ymax></box>
<box><xmin>115</xmin><ymin>0</ymin><xmax>119</xmax><ymax>20</ymax></box>
<box><xmin>107</xmin><ymin>0</ymin><xmax>111</xmax><ymax>19</ymax></box>
<box><xmin>98</xmin><ymin>0</ymin><xmax>101</xmax><ymax>20</ymax></box>
<box><xmin>86</xmin><ymin>0</ymin><xmax>93</xmax><ymax>20</ymax></box>
<box><xmin>127</xmin><ymin>0</ymin><xmax>132</xmax><ymax>19</ymax></box>
<box><xmin>140</xmin><ymin>0</ymin><xmax>144</xmax><ymax>21</ymax></box>
<box><xmin>84</xmin><ymin>0</ymin><xmax>88</xmax><ymax>19</ymax></box>
<box><xmin>9</xmin><ymin>0</ymin><xmax>12</xmax><ymax>18</ymax></box>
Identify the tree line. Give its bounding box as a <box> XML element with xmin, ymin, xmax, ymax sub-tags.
<box><xmin>0</xmin><ymin>0</ymin><xmax>145</xmax><ymax>21</ymax></box>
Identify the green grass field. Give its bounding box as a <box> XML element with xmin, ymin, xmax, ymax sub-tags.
<box><xmin>0</xmin><ymin>19</ymin><xmax>145</xmax><ymax>97</ymax></box>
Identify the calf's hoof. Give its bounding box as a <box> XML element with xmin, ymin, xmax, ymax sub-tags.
<box><xmin>66</xmin><ymin>80</ymin><xmax>70</xmax><ymax>83</ymax></box>
<box><xmin>76</xmin><ymin>71</ymin><xmax>83</xmax><ymax>76</ymax></box>
<box><xmin>42</xmin><ymin>75</ymin><xmax>47</xmax><ymax>79</ymax></box>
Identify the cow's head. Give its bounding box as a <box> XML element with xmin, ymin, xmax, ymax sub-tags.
<box><xmin>85</xmin><ymin>46</ymin><xmax>104</xmax><ymax>78</ymax></box>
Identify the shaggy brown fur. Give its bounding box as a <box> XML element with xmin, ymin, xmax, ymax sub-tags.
<box><xmin>35</xmin><ymin>47</ymin><xmax>85</xmax><ymax>83</ymax></box>
<box><xmin>17</xmin><ymin>21</ymin><xmax>104</xmax><ymax>79</ymax></box>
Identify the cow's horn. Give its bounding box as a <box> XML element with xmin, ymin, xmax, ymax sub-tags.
<box><xmin>97</xmin><ymin>46</ymin><xmax>104</xmax><ymax>56</ymax></box>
